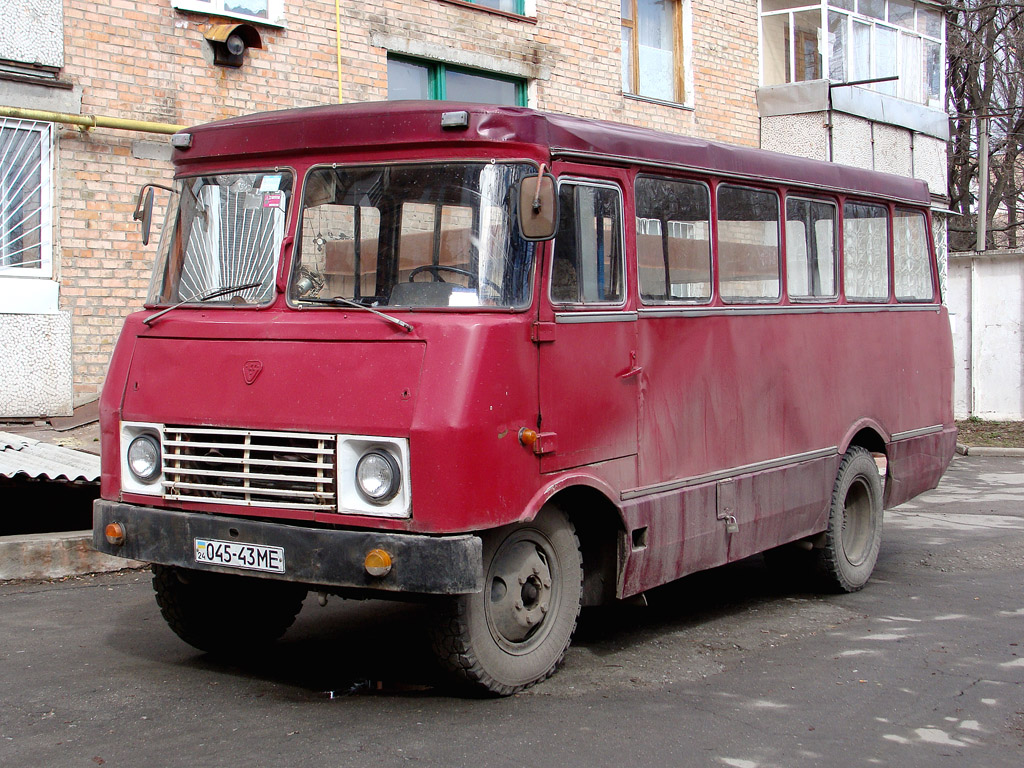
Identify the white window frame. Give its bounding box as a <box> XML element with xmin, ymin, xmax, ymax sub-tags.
<box><xmin>171</xmin><ymin>0</ymin><xmax>286</xmax><ymax>28</ymax></box>
<box><xmin>0</xmin><ymin>118</ymin><xmax>57</xmax><ymax>314</ymax></box>
<box><xmin>0</xmin><ymin>120</ymin><xmax>53</xmax><ymax>277</ymax></box>
<box><xmin>758</xmin><ymin>0</ymin><xmax>944</xmax><ymax>108</ymax></box>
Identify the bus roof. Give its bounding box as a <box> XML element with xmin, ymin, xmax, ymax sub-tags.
<box><xmin>175</xmin><ymin>101</ymin><xmax>932</xmax><ymax>206</ymax></box>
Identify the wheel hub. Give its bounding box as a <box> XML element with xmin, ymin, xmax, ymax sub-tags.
<box><xmin>488</xmin><ymin>540</ymin><xmax>554</xmax><ymax>646</ymax></box>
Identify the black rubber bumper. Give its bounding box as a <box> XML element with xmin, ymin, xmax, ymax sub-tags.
<box><xmin>93</xmin><ymin>500</ymin><xmax>483</xmax><ymax>595</ymax></box>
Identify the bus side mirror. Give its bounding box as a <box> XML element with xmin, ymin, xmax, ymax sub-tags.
<box><xmin>518</xmin><ymin>173</ymin><xmax>558</xmax><ymax>241</ymax></box>
<box><xmin>134</xmin><ymin>187</ymin><xmax>155</xmax><ymax>245</ymax></box>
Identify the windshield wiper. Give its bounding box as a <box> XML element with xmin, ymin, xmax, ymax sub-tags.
<box><xmin>143</xmin><ymin>282</ymin><xmax>263</xmax><ymax>327</ymax></box>
<box><xmin>296</xmin><ymin>296</ymin><xmax>413</xmax><ymax>333</ymax></box>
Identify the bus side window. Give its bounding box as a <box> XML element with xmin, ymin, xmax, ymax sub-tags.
<box><xmin>843</xmin><ymin>202</ymin><xmax>889</xmax><ymax>302</ymax></box>
<box><xmin>717</xmin><ymin>184</ymin><xmax>781</xmax><ymax>302</ymax></box>
<box><xmin>893</xmin><ymin>209</ymin><xmax>934</xmax><ymax>302</ymax></box>
<box><xmin>786</xmin><ymin>197</ymin><xmax>837</xmax><ymax>300</ymax></box>
<box><xmin>551</xmin><ymin>183</ymin><xmax>624</xmax><ymax>304</ymax></box>
<box><xmin>635</xmin><ymin>176</ymin><xmax>712</xmax><ymax>303</ymax></box>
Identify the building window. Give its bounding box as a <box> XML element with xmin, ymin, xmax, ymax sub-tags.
<box><xmin>760</xmin><ymin>0</ymin><xmax>944</xmax><ymax>108</ymax></box>
<box><xmin>387</xmin><ymin>57</ymin><xmax>527</xmax><ymax>106</ymax></box>
<box><xmin>621</xmin><ymin>0</ymin><xmax>686</xmax><ymax>103</ymax></box>
<box><xmin>0</xmin><ymin>119</ymin><xmax>52</xmax><ymax>278</ymax></box>
<box><xmin>171</xmin><ymin>0</ymin><xmax>285</xmax><ymax>26</ymax></box>
<box><xmin>463</xmin><ymin>0</ymin><xmax>526</xmax><ymax>13</ymax></box>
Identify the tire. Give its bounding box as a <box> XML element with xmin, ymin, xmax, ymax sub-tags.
<box><xmin>818</xmin><ymin>446</ymin><xmax>884</xmax><ymax>593</ymax></box>
<box><xmin>152</xmin><ymin>565</ymin><xmax>307</xmax><ymax>654</ymax></box>
<box><xmin>431</xmin><ymin>506</ymin><xmax>583</xmax><ymax>696</ymax></box>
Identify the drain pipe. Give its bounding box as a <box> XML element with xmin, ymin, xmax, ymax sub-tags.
<box><xmin>0</xmin><ymin>105</ymin><xmax>184</xmax><ymax>135</ymax></box>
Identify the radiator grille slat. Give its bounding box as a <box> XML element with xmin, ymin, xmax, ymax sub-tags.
<box><xmin>161</xmin><ymin>427</ymin><xmax>337</xmax><ymax>511</ymax></box>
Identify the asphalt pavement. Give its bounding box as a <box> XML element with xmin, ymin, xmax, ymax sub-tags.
<box><xmin>1</xmin><ymin>454</ymin><xmax>1022</xmax><ymax>767</ymax></box>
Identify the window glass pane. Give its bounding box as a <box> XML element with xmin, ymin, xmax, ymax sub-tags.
<box><xmin>893</xmin><ymin>209</ymin><xmax>932</xmax><ymax>300</ymax></box>
<box><xmin>445</xmin><ymin>69</ymin><xmax>519</xmax><ymax>106</ymax></box>
<box><xmin>786</xmin><ymin>198</ymin><xmax>837</xmax><ymax>299</ymax></box>
<box><xmin>762</xmin><ymin>13</ymin><xmax>792</xmax><ymax>85</ymax></box>
<box><xmin>898</xmin><ymin>32</ymin><xmax>922</xmax><ymax>103</ymax></box>
<box><xmin>622</xmin><ymin>26</ymin><xmax>634</xmax><ymax>92</ymax></box>
<box><xmin>473</xmin><ymin>0</ymin><xmax>520</xmax><ymax>12</ymax></box>
<box><xmin>292</xmin><ymin>163</ymin><xmax>535</xmax><ymax>309</ymax></box>
<box><xmin>829</xmin><ymin>0</ymin><xmax>855</xmax><ymax>10</ymax></box>
<box><xmin>0</xmin><ymin>124</ymin><xmax>46</xmax><ymax>272</ymax></box>
<box><xmin>552</xmin><ymin>185</ymin><xmax>624</xmax><ymax>304</ymax></box>
<box><xmin>843</xmin><ymin>202</ymin><xmax>888</xmax><ymax>301</ymax></box>
<box><xmin>223</xmin><ymin>0</ymin><xmax>268</xmax><ymax>19</ymax></box>
<box><xmin>718</xmin><ymin>185</ymin><xmax>780</xmax><ymax>302</ymax></box>
<box><xmin>793</xmin><ymin>11</ymin><xmax>822</xmax><ymax>81</ymax></box>
<box><xmin>388</xmin><ymin>59</ymin><xmax>431</xmax><ymax>100</ymax></box>
<box><xmin>851</xmin><ymin>20</ymin><xmax>871</xmax><ymax>80</ymax></box>
<box><xmin>858</xmin><ymin>0</ymin><xmax>884</xmax><ymax>21</ymax></box>
<box><xmin>888</xmin><ymin>0</ymin><xmax>915</xmax><ymax>29</ymax></box>
<box><xmin>918</xmin><ymin>7</ymin><xmax>941</xmax><ymax>38</ymax></box>
<box><xmin>151</xmin><ymin>173</ymin><xmax>291</xmax><ymax>306</ymax></box>
<box><xmin>875</xmin><ymin>25</ymin><xmax>898</xmax><ymax>95</ymax></box>
<box><xmin>621</xmin><ymin>0</ymin><xmax>633</xmax><ymax>20</ymax></box>
<box><xmin>924</xmin><ymin>39</ymin><xmax>941</xmax><ymax>101</ymax></box>
<box><xmin>828</xmin><ymin>11</ymin><xmax>848</xmax><ymax>81</ymax></box>
<box><xmin>635</xmin><ymin>177</ymin><xmax>712</xmax><ymax>302</ymax></box>
<box><xmin>637</xmin><ymin>0</ymin><xmax>676</xmax><ymax>100</ymax></box>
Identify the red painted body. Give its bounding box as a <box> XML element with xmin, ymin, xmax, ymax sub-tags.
<box><xmin>99</xmin><ymin>102</ymin><xmax>955</xmax><ymax>599</ymax></box>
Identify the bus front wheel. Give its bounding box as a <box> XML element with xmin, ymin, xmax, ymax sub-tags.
<box><xmin>819</xmin><ymin>446</ymin><xmax>884</xmax><ymax>592</ymax></box>
<box><xmin>431</xmin><ymin>506</ymin><xmax>583</xmax><ymax>696</ymax></box>
<box><xmin>152</xmin><ymin>565</ymin><xmax>307</xmax><ymax>654</ymax></box>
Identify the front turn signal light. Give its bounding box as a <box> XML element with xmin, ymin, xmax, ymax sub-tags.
<box><xmin>105</xmin><ymin>522</ymin><xmax>126</xmax><ymax>546</ymax></box>
<box><xmin>364</xmin><ymin>548</ymin><xmax>393</xmax><ymax>577</ymax></box>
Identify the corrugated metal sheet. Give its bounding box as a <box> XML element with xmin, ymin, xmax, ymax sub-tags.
<box><xmin>0</xmin><ymin>431</ymin><xmax>100</xmax><ymax>483</ymax></box>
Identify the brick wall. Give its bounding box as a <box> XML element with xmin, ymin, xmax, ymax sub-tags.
<box><xmin>49</xmin><ymin>0</ymin><xmax>759</xmax><ymax>401</ymax></box>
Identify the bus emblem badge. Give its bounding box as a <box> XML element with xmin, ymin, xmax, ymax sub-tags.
<box><xmin>243</xmin><ymin>360</ymin><xmax>263</xmax><ymax>385</ymax></box>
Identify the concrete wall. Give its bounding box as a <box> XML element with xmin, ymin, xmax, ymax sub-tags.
<box><xmin>947</xmin><ymin>249</ymin><xmax>1024</xmax><ymax>420</ymax></box>
<box><xmin>0</xmin><ymin>312</ymin><xmax>73</xmax><ymax>417</ymax></box>
<box><xmin>0</xmin><ymin>0</ymin><xmax>763</xmax><ymax>416</ymax></box>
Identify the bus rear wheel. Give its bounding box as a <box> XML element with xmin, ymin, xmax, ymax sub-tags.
<box><xmin>431</xmin><ymin>507</ymin><xmax>583</xmax><ymax>696</ymax></box>
<box><xmin>819</xmin><ymin>446</ymin><xmax>884</xmax><ymax>592</ymax></box>
<box><xmin>152</xmin><ymin>565</ymin><xmax>307</xmax><ymax>654</ymax></box>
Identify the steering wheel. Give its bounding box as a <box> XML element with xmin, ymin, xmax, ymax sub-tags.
<box><xmin>408</xmin><ymin>264</ymin><xmax>478</xmax><ymax>285</ymax></box>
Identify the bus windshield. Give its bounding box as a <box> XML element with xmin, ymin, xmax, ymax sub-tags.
<box><xmin>147</xmin><ymin>172</ymin><xmax>293</xmax><ymax>307</ymax></box>
<box><xmin>290</xmin><ymin>162</ymin><xmax>536</xmax><ymax>310</ymax></box>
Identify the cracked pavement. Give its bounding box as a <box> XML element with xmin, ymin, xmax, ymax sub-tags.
<box><xmin>1</xmin><ymin>454</ymin><xmax>1022</xmax><ymax>767</ymax></box>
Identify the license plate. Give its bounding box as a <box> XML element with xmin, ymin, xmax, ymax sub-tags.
<box><xmin>194</xmin><ymin>538</ymin><xmax>285</xmax><ymax>574</ymax></box>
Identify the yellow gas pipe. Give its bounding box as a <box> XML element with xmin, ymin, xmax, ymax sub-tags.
<box><xmin>0</xmin><ymin>105</ymin><xmax>184</xmax><ymax>135</ymax></box>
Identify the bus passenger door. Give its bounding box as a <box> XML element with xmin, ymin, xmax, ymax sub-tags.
<box><xmin>536</xmin><ymin>174</ymin><xmax>639</xmax><ymax>477</ymax></box>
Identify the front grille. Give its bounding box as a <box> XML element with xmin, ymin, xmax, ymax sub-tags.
<box><xmin>162</xmin><ymin>427</ymin><xmax>337</xmax><ymax>511</ymax></box>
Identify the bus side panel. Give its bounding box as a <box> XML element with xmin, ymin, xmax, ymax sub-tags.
<box><xmin>619</xmin><ymin>484</ymin><xmax>726</xmax><ymax>599</ymax></box>
<box><xmin>884</xmin><ymin>427</ymin><xmax>957</xmax><ymax>509</ymax></box>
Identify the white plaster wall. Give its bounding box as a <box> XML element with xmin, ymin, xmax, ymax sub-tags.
<box><xmin>0</xmin><ymin>311</ymin><xmax>73</xmax><ymax>417</ymax></box>
<box><xmin>873</xmin><ymin>123</ymin><xmax>912</xmax><ymax>178</ymax></box>
<box><xmin>0</xmin><ymin>0</ymin><xmax>63</xmax><ymax>69</ymax></box>
<box><xmin>759</xmin><ymin>113</ymin><xmax>829</xmax><ymax>161</ymax></box>
<box><xmin>830</xmin><ymin>113</ymin><xmax>873</xmax><ymax>170</ymax></box>
<box><xmin>946</xmin><ymin>257</ymin><xmax>972</xmax><ymax>418</ymax></box>
<box><xmin>947</xmin><ymin>252</ymin><xmax>1024</xmax><ymax>420</ymax></box>
<box><xmin>913</xmin><ymin>134</ymin><xmax>947</xmax><ymax>197</ymax></box>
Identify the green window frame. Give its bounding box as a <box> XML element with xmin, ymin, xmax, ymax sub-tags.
<box><xmin>388</xmin><ymin>56</ymin><xmax>527</xmax><ymax>106</ymax></box>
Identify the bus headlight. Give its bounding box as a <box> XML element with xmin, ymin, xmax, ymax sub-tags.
<box><xmin>355</xmin><ymin>450</ymin><xmax>401</xmax><ymax>504</ymax></box>
<box><xmin>127</xmin><ymin>434</ymin><xmax>162</xmax><ymax>482</ymax></box>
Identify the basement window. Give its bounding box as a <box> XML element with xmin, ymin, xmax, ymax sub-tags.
<box><xmin>387</xmin><ymin>56</ymin><xmax>527</xmax><ymax>106</ymax></box>
<box><xmin>172</xmin><ymin>0</ymin><xmax>285</xmax><ymax>27</ymax></box>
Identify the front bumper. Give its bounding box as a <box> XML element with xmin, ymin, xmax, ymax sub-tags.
<box><xmin>93</xmin><ymin>500</ymin><xmax>482</xmax><ymax>595</ymax></box>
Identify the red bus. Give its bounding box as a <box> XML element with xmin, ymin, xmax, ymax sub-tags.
<box><xmin>94</xmin><ymin>102</ymin><xmax>955</xmax><ymax>695</ymax></box>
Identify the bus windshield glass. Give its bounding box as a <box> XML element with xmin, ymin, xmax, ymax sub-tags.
<box><xmin>290</xmin><ymin>162</ymin><xmax>536</xmax><ymax>310</ymax></box>
<box><xmin>147</xmin><ymin>172</ymin><xmax>293</xmax><ymax>307</ymax></box>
